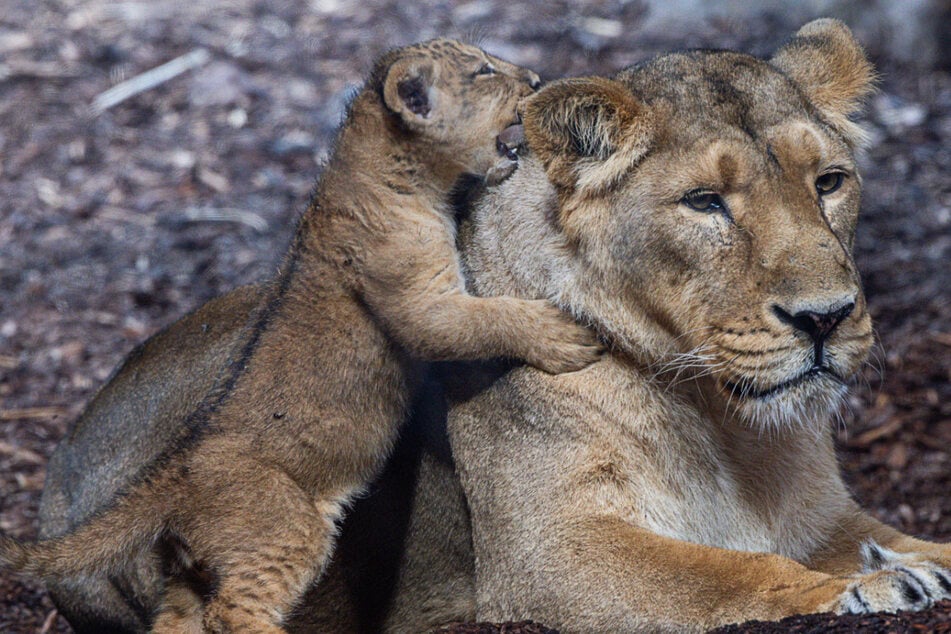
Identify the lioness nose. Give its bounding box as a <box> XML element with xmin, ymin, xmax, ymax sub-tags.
<box><xmin>772</xmin><ymin>302</ymin><xmax>854</xmax><ymax>344</ymax></box>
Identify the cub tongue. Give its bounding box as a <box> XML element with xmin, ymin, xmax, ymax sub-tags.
<box><xmin>498</xmin><ymin>123</ymin><xmax>525</xmax><ymax>147</ymax></box>
<box><xmin>496</xmin><ymin>123</ymin><xmax>525</xmax><ymax>161</ymax></box>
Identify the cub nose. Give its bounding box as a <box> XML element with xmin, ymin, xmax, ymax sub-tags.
<box><xmin>772</xmin><ymin>302</ymin><xmax>854</xmax><ymax>344</ymax></box>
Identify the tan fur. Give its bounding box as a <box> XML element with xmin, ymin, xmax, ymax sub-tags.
<box><xmin>5</xmin><ymin>39</ymin><xmax>603</xmax><ymax>633</ymax></box>
<box><xmin>34</xmin><ymin>22</ymin><xmax>949</xmax><ymax>634</ymax></box>
<box><xmin>438</xmin><ymin>19</ymin><xmax>949</xmax><ymax>632</ymax></box>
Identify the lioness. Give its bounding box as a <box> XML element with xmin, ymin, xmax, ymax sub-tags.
<box><xmin>442</xmin><ymin>18</ymin><xmax>951</xmax><ymax>631</ymax></box>
<box><xmin>1</xmin><ymin>39</ymin><xmax>602</xmax><ymax>632</ymax></box>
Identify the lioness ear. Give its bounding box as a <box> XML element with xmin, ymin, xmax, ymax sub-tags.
<box><xmin>382</xmin><ymin>57</ymin><xmax>437</xmax><ymax>127</ymax></box>
<box><xmin>523</xmin><ymin>77</ymin><xmax>653</xmax><ymax>198</ymax></box>
<box><xmin>771</xmin><ymin>19</ymin><xmax>876</xmax><ymax>147</ymax></box>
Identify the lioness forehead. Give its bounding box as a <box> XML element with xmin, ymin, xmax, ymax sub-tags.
<box><xmin>618</xmin><ymin>51</ymin><xmax>819</xmax><ymax>139</ymax></box>
<box><xmin>678</xmin><ymin>120</ymin><xmax>852</xmax><ymax>190</ymax></box>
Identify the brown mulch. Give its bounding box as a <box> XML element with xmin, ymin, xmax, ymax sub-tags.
<box><xmin>0</xmin><ymin>1</ymin><xmax>948</xmax><ymax>632</ymax></box>
<box><xmin>709</xmin><ymin>601</ymin><xmax>951</xmax><ymax>633</ymax></box>
<box><xmin>438</xmin><ymin>621</ymin><xmax>559</xmax><ymax>634</ymax></box>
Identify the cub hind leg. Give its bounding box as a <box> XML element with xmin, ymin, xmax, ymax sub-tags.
<box><xmin>151</xmin><ymin>579</ymin><xmax>204</xmax><ymax>634</ymax></box>
<box><xmin>166</xmin><ymin>458</ymin><xmax>343</xmax><ymax>633</ymax></box>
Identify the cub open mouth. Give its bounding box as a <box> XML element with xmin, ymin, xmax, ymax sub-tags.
<box><xmin>725</xmin><ymin>366</ymin><xmax>839</xmax><ymax>400</ymax></box>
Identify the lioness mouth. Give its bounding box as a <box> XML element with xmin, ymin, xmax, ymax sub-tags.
<box><xmin>725</xmin><ymin>365</ymin><xmax>840</xmax><ymax>400</ymax></box>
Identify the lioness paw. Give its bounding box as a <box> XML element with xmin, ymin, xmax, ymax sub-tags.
<box><xmin>836</xmin><ymin>540</ymin><xmax>951</xmax><ymax>614</ymax></box>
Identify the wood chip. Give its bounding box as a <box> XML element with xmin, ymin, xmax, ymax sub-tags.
<box><xmin>0</xmin><ymin>32</ymin><xmax>33</xmax><ymax>54</ymax></box>
<box><xmin>40</xmin><ymin>610</ymin><xmax>59</xmax><ymax>634</ymax></box>
<box><xmin>918</xmin><ymin>435</ymin><xmax>950</xmax><ymax>451</ymax></box>
<box><xmin>197</xmin><ymin>166</ymin><xmax>230</xmax><ymax>193</ymax></box>
<box><xmin>0</xmin><ymin>406</ymin><xmax>68</xmax><ymax>421</ymax></box>
<box><xmin>0</xmin><ymin>61</ymin><xmax>81</xmax><ymax>80</ymax></box>
<box><xmin>886</xmin><ymin>443</ymin><xmax>909</xmax><ymax>469</ymax></box>
<box><xmin>182</xmin><ymin>206</ymin><xmax>268</xmax><ymax>232</ymax></box>
<box><xmin>95</xmin><ymin>206</ymin><xmax>157</xmax><ymax>227</ymax></box>
<box><xmin>852</xmin><ymin>417</ymin><xmax>903</xmax><ymax>445</ymax></box>
<box><xmin>0</xmin><ymin>441</ymin><xmax>46</xmax><ymax>465</ymax></box>
<box><xmin>931</xmin><ymin>331</ymin><xmax>951</xmax><ymax>347</ymax></box>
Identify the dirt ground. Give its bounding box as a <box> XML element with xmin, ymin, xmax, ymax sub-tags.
<box><xmin>0</xmin><ymin>1</ymin><xmax>948</xmax><ymax>632</ymax></box>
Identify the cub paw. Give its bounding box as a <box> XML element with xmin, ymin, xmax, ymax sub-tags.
<box><xmin>485</xmin><ymin>157</ymin><xmax>518</xmax><ymax>186</ymax></box>
<box><xmin>524</xmin><ymin>301</ymin><xmax>604</xmax><ymax>374</ymax></box>
<box><xmin>485</xmin><ymin>124</ymin><xmax>526</xmax><ymax>186</ymax></box>
<box><xmin>836</xmin><ymin>540</ymin><xmax>951</xmax><ymax>614</ymax></box>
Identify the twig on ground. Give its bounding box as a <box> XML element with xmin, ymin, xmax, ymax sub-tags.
<box><xmin>91</xmin><ymin>47</ymin><xmax>211</xmax><ymax>114</ymax></box>
<box><xmin>182</xmin><ymin>206</ymin><xmax>269</xmax><ymax>233</ymax></box>
<box><xmin>0</xmin><ymin>407</ymin><xmax>68</xmax><ymax>422</ymax></box>
<box><xmin>0</xmin><ymin>441</ymin><xmax>47</xmax><ymax>465</ymax></box>
<box><xmin>39</xmin><ymin>610</ymin><xmax>59</xmax><ymax>634</ymax></box>
<box><xmin>852</xmin><ymin>417</ymin><xmax>904</xmax><ymax>445</ymax></box>
<box><xmin>0</xmin><ymin>61</ymin><xmax>81</xmax><ymax>80</ymax></box>
<box><xmin>931</xmin><ymin>331</ymin><xmax>951</xmax><ymax>347</ymax></box>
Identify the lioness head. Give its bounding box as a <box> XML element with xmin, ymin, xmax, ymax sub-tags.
<box><xmin>471</xmin><ymin>19</ymin><xmax>877</xmax><ymax>431</ymax></box>
<box><xmin>373</xmin><ymin>38</ymin><xmax>540</xmax><ymax>176</ymax></box>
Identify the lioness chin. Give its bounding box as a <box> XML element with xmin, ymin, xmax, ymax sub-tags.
<box><xmin>1</xmin><ymin>39</ymin><xmax>603</xmax><ymax>633</ymax></box>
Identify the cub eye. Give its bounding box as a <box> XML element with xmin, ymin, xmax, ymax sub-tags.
<box><xmin>815</xmin><ymin>171</ymin><xmax>845</xmax><ymax>196</ymax></box>
<box><xmin>474</xmin><ymin>63</ymin><xmax>496</xmax><ymax>76</ymax></box>
<box><xmin>681</xmin><ymin>189</ymin><xmax>727</xmax><ymax>213</ymax></box>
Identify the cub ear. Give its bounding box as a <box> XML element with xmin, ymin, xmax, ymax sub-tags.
<box><xmin>523</xmin><ymin>77</ymin><xmax>653</xmax><ymax>198</ymax></box>
<box><xmin>770</xmin><ymin>19</ymin><xmax>876</xmax><ymax>147</ymax></box>
<box><xmin>382</xmin><ymin>57</ymin><xmax>438</xmax><ymax>127</ymax></box>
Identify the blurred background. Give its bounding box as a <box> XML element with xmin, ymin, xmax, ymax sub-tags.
<box><xmin>0</xmin><ymin>0</ymin><xmax>949</xmax><ymax>630</ymax></box>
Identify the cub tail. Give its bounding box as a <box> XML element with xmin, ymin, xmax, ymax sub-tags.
<box><xmin>0</xmin><ymin>482</ymin><xmax>170</xmax><ymax>581</ymax></box>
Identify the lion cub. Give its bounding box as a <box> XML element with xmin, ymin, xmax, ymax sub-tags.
<box><xmin>0</xmin><ymin>40</ymin><xmax>600</xmax><ymax>632</ymax></box>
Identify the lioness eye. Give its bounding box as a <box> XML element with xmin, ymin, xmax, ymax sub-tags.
<box><xmin>815</xmin><ymin>171</ymin><xmax>845</xmax><ymax>195</ymax></box>
<box><xmin>681</xmin><ymin>190</ymin><xmax>726</xmax><ymax>213</ymax></box>
<box><xmin>474</xmin><ymin>63</ymin><xmax>496</xmax><ymax>76</ymax></box>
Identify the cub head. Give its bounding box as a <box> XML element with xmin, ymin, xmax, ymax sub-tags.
<box><xmin>520</xmin><ymin>19</ymin><xmax>876</xmax><ymax>430</ymax></box>
<box><xmin>375</xmin><ymin>38</ymin><xmax>540</xmax><ymax>177</ymax></box>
